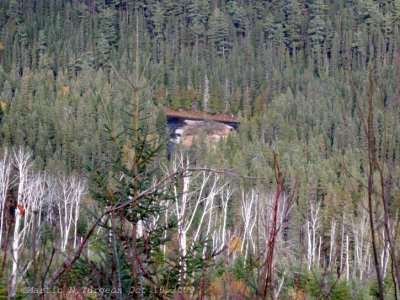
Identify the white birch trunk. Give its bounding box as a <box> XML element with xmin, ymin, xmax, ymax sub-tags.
<box><xmin>306</xmin><ymin>201</ymin><xmax>320</xmax><ymax>271</ymax></box>
<box><xmin>10</xmin><ymin>148</ymin><xmax>32</xmax><ymax>296</ymax></box>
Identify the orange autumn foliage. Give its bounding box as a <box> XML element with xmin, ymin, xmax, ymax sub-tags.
<box><xmin>228</xmin><ymin>236</ymin><xmax>242</xmax><ymax>252</ymax></box>
<box><xmin>17</xmin><ymin>204</ymin><xmax>25</xmax><ymax>217</ymax></box>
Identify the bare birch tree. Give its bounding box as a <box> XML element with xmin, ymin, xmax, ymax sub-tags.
<box><xmin>306</xmin><ymin>200</ymin><xmax>320</xmax><ymax>271</ymax></box>
<box><xmin>10</xmin><ymin>148</ymin><xmax>33</xmax><ymax>296</ymax></box>
<box><xmin>57</xmin><ymin>175</ymin><xmax>85</xmax><ymax>252</ymax></box>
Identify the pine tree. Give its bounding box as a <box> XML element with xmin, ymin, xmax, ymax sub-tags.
<box><xmin>242</xmin><ymin>85</ymin><xmax>251</xmax><ymax>118</ymax></box>
<box><xmin>307</xmin><ymin>0</ymin><xmax>328</xmax><ymax>73</ymax></box>
<box><xmin>155</xmin><ymin>107</ymin><xmax>167</xmax><ymax>137</ymax></box>
<box><xmin>209</xmin><ymin>86</ymin><xmax>223</xmax><ymax>113</ymax></box>
<box><xmin>308</xmin><ymin>0</ymin><xmax>328</xmax><ymax>49</ymax></box>
<box><xmin>208</xmin><ymin>8</ymin><xmax>230</xmax><ymax>57</ymax></box>
<box><xmin>96</xmin><ymin>34</ymin><xmax>111</xmax><ymax>66</ymax></box>
<box><xmin>171</xmin><ymin>85</ymin><xmax>182</xmax><ymax>109</ymax></box>
<box><xmin>284</xmin><ymin>0</ymin><xmax>304</xmax><ymax>51</ymax></box>
<box><xmin>75</xmin><ymin>31</ymin><xmax>210</xmax><ymax>295</ymax></box>
<box><xmin>254</xmin><ymin>85</ymin><xmax>269</xmax><ymax>113</ymax></box>
<box><xmin>152</xmin><ymin>2</ymin><xmax>165</xmax><ymax>59</ymax></box>
<box><xmin>188</xmin><ymin>0</ymin><xmax>210</xmax><ymax>42</ymax></box>
<box><xmin>227</xmin><ymin>0</ymin><xmax>246</xmax><ymax>36</ymax></box>
<box><xmin>98</xmin><ymin>6</ymin><xmax>119</xmax><ymax>48</ymax></box>
<box><xmin>152</xmin><ymin>2</ymin><xmax>165</xmax><ymax>43</ymax></box>
<box><xmin>7</xmin><ymin>0</ymin><xmax>21</xmax><ymax>25</ymax></box>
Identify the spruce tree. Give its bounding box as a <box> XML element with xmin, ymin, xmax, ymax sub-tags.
<box><xmin>208</xmin><ymin>8</ymin><xmax>230</xmax><ymax>57</ymax></box>
<box><xmin>53</xmin><ymin>19</ymin><xmax>212</xmax><ymax>297</ymax></box>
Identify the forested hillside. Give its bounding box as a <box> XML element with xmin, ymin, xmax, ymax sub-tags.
<box><xmin>0</xmin><ymin>0</ymin><xmax>400</xmax><ymax>298</ymax></box>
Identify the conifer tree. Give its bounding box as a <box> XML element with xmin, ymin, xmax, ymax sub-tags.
<box><xmin>47</xmin><ymin>18</ymin><xmax>211</xmax><ymax>297</ymax></box>
<box><xmin>209</xmin><ymin>8</ymin><xmax>230</xmax><ymax>57</ymax></box>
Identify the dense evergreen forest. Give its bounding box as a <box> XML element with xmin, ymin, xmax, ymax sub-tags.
<box><xmin>1</xmin><ymin>0</ymin><xmax>400</xmax><ymax>298</ymax></box>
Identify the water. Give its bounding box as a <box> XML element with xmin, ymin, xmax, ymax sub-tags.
<box><xmin>167</xmin><ymin>117</ymin><xmax>186</xmax><ymax>138</ymax></box>
<box><xmin>167</xmin><ymin>118</ymin><xmax>185</xmax><ymax>158</ymax></box>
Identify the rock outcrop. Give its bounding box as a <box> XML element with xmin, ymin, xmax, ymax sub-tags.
<box><xmin>173</xmin><ymin>120</ymin><xmax>233</xmax><ymax>147</ymax></box>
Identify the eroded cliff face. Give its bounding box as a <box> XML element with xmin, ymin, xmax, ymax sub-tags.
<box><xmin>173</xmin><ymin>120</ymin><xmax>233</xmax><ymax>147</ymax></box>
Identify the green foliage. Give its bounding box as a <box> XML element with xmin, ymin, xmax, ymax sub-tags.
<box><xmin>188</xmin><ymin>0</ymin><xmax>210</xmax><ymax>40</ymax></box>
<box><xmin>232</xmin><ymin>255</ymin><xmax>245</xmax><ymax>280</ymax></box>
<box><xmin>77</xmin><ymin>215</ymin><xmax>88</xmax><ymax>236</ymax></box>
<box><xmin>209</xmin><ymin>8</ymin><xmax>230</xmax><ymax>57</ymax></box>
<box><xmin>227</xmin><ymin>0</ymin><xmax>246</xmax><ymax>34</ymax></box>
<box><xmin>209</xmin><ymin>88</ymin><xmax>224</xmax><ymax>113</ymax></box>
<box><xmin>332</xmin><ymin>281</ymin><xmax>352</xmax><ymax>300</ymax></box>
<box><xmin>308</xmin><ymin>0</ymin><xmax>328</xmax><ymax>47</ymax></box>
<box><xmin>368</xmin><ymin>276</ymin><xmax>398</xmax><ymax>299</ymax></box>
<box><xmin>75</xmin><ymin>62</ymin><xmax>213</xmax><ymax>296</ymax></box>
<box><xmin>301</xmin><ymin>274</ymin><xmax>321</xmax><ymax>298</ymax></box>
<box><xmin>0</xmin><ymin>1</ymin><xmax>400</xmax><ymax>297</ymax></box>
<box><xmin>0</xmin><ymin>280</ymin><xmax>7</xmax><ymax>300</ymax></box>
<box><xmin>99</xmin><ymin>7</ymin><xmax>119</xmax><ymax>47</ymax></box>
<box><xmin>152</xmin><ymin>3</ymin><xmax>165</xmax><ymax>39</ymax></box>
<box><xmin>171</xmin><ymin>86</ymin><xmax>182</xmax><ymax>109</ymax></box>
<box><xmin>7</xmin><ymin>0</ymin><xmax>21</xmax><ymax>24</ymax></box>
<box><xmin>155</xmin><ymin>107</ymin><xmax>167</xmax><ymax>137</ymax></box>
